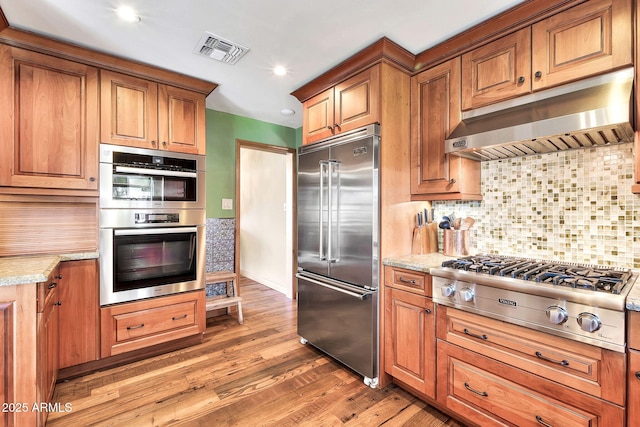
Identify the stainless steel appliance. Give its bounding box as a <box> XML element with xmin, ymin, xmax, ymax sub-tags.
<box><xmin>99</xmin><ymin>208</ymin><xmax>206</xmax><ymax>306</ymax></box>
<box><xmin>100</xmin><ymin>143</ymin><xmax>206</xmax><ymax>210</ymax></box>
<box><xmin>445</xmin><ymin>67</ymin><xmax>635</xmax><ymax>161</ymax></box>
<box><xmin>431</xmin><ymin>255</ymin><xmax>637</xmax><ymax>352</ymax></box>
<box><xmin>99</xmin><ymin>144</ymin><xmax>206</xmax><ymax>306</ymax></box>
<box><xmin>296</xmin><ymin>124</ymin><xmax>380</xmax><ymax>387</ymax></box>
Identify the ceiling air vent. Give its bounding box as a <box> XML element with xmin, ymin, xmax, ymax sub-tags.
<box><xmin>194</xmin><ymin>32</ymin><xmax>249</xmax><ymax>65</ymax></box>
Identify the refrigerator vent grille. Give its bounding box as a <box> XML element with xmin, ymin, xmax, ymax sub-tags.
<box><xmin>193</xmin><ymin>32</ymin><xmax>249</xmax><ymax>65</ymax></box>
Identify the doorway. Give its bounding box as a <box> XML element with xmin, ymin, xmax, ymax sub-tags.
<box><xmin>235</xmin><ymin>141</ymin><xmax>296</xmax><ymax>298</ymax></box>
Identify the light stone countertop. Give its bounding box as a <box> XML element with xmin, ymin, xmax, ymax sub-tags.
<box><xmin>384</xmin><ymin>253</ymin><xmax>640</xmax><ymax>313</ymax></box>
<box><xmin>0</xmin><ymin>252</ymin><xmax>99</xmax><ymax>287</ymax></box>
<box><xmin>382</xmin><ymin>253</ymin><xmax>456</xmax><ymax>272</ymax></box>
<box><xmin>626</xmin><ymin>279</ymin><xmax>640</xmax><ymax>312</ymax></box>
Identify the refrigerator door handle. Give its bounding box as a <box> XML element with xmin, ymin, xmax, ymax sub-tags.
<box><xmin>327</xmin><ymin>160</ymin><xmax>340</xmax><ymax>263</ymax></box>
<box><xmin>319</xmin><ymin>161</ymin><xmax>328</xmax><ymax>261</ymax></box>
<box><xmin>296</xmin><ymin>273</ymin><xmax>374</xmax><ymax>300</ymax></box>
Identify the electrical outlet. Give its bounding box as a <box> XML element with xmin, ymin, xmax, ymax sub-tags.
<box><xmin>222</xmin><ymin>198</ymin><xmax>233</xmax><ymax>210</ymax></box>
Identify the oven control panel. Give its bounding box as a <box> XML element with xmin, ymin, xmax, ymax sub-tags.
<box><xmin>134</xmin><ymin>212</ymin><xmax>180</xmax><ymax>224</ymax></box>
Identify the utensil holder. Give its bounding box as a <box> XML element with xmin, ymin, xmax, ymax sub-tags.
<box><xmin>443</xmin><ymin>229</ymin><xmax>472</xmax><ymax>256</ymax></box>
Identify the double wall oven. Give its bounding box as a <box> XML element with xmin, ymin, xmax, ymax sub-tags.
<box><xmin>99</xmin><ymin>144</ymin><xmax>206</xmax><ymax>306</ymax></box>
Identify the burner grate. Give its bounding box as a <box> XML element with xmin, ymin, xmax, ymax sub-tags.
<box><xmin>442</xmin><ymin>255</ymin><xmax>632</xmax><ymax>294</ymax></box>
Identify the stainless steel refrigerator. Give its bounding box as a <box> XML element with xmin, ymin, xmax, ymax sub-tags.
<box><xmin>296</xmin><ymin>124</ymin><xmax>380</xmax><ymax>387</ymax></box>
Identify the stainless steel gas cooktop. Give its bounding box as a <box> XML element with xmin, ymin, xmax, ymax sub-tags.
<box><xmin>430</xmin><ymin>255</ymin><xmax>637</xmax><ymax>352</ymax></box>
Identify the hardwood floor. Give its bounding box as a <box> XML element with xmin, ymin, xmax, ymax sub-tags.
<box><xmin>48</xmin><ymin>278</ymin><xmax>465</xmax><ymax>426</ymax></box>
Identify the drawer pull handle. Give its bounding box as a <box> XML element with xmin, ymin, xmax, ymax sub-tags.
<box><xmin>127</xmin><ymin>324</ymin><xmax>145</xmax><ymax>330</ymax></box>
<box><xmin>636</xmin><ymin>371</ymin><xmax>640</xmax><ymax>380</ymax></box>
<box><xmin>425</xmin><ymin>308</ymin><xmax>432</xmax><ymax>314</ymax></box>
<box><xmin>535</xmin><ymin>351</ymin><xmax>569</xmax><ymax>366</ymax></box>
<box><xmin>172</xmin><ymin>314</ymin><xmax>188</xmax><ymax>321</ymax></box>
<box><xmin>48</xmin><ymin>282</ymin><xmax>57</xmax><ymax>289</ymax></box>
<box><xmin>464</xmin><ymin>382</ymin><xmax>488</xmax><ymax>397</ymax></box>
<box><xmin>398</xmin><ymin>277</ymin><xmax>416</xmax><ymax>285</ymax></box>
<box><xmin>463</xmin><ymin>328</ymin><xmax>487</xmax><ymax>340</ymax></box>
<box><xmin>536</xmin><ymin>415</ymin><xmax>553</xmax><ymax>427</ymax></box>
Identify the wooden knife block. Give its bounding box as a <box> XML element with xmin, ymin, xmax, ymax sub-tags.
<box><xmin>412</xmin><ymin>223</ymin><xmax>438</xmax><ymax>254</ymax></box>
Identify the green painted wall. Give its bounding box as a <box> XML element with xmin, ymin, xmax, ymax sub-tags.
<box><xmin>205</xmin><ymin>109</ymin><xmax>301</xmax><ymax>218</ymax></box>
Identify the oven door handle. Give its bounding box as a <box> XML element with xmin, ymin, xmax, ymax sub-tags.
<box><xmin>114</xmin><ymin>165</ymin><xmax>198</xmax><ymax>178</ymax></box>
<box><xmin>114</xmin><ymin>227</ymin><xmax>198</xmax><ymax>236</ymax></box>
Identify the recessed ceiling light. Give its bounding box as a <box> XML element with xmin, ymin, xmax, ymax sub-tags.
<box><xmin>280</xmin><ymin>109</ymin><xmax>295</xmax><ymax>116</ymax></box>
<box><xmin>273</xmin><ymin>65</ymin><xmax>287</xmax><ymax>76</ymax></box>
<box><xmin>115</xmin><ymin>6</ymin><xmax>141</xmax><ymax>23</ymax></box>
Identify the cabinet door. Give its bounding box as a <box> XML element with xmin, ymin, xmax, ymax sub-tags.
<box><xmin>532</xmin><ymin>0</ymin><xmax>632</xmax><ymax>91</ymax></box>
<box><xmin>0</xmin><ymin>45</ymin><xmax>99</xmax><ymax>192</ymax></box>
<box><xmin>58</xmin><ymin>260</ymin><xmax>99</xmax><ymax>369</ymax></box>
<box><xmin>411</xmin><ymin>57</ymin><xmax>481</xmax><ymax>199</ymax></box>
<box><xmin>302</xmin><ymin>87</ymin><xmax>334</xmax><ymax>145</ymax></box>
<box><xmin>158</xmin><ymin>85</ymin><xmax>206</xmax><ymax>155</ymax></box>
<box><xmin>334</xmin><ymin>66</ymin><xmax>380</xmax><ymax>134</ymax></box>
<box><xmin>100</xmin><ymin>69</ymin><xmax>159</xmax><ymax>149</ymax></box>
<box><xmin>37</xmin><ymin>285</ymin><xmax>59</xmax><ymax>425</ymax></box>
<box><xmin>629</xmin><ymin>349</ymin><xmax>640</xmax><ymax>427</ymax></box>
<box><xmin>384</xmin><ymin>288</ymin><xmax>435</xmax><ymax>399</ymax></box>
<box><xmin>461</xmin><ymin>27</ymin><xmax>531</xmax><ymax>110</ymax></box>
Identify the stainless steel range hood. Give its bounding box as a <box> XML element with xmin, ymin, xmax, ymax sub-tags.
<box><xmin>445</xmin><ymin>67</ymin><xmax>635</xmax><ymax>161</ymax></box>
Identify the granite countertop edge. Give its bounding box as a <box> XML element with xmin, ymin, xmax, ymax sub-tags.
<box><xmin>384</xmin><ymin>253</ymin><xmax>640</xmax><ymax>313</ymax></box>
<box><xmin>0</xmin><ymin>252</ymin><xmax>99</xmax><ymax>287</ymax></box>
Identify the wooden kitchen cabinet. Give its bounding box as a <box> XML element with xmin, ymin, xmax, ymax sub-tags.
<box><xmin>384</xmin><ymin>266</ymin><xmax>436</xmax><ymax>398</ymax></box>
<box><xmin>384</xmin><ymin>287</ymin><xmax>436</xmax><ymax>399</ymax></box>
<box><xmin>461</xmin><ymin>27</ymin><xmax>531</xmax><ymax>111</ymax></box>
<box><xmin>436</xmin><ymin>306</ymin><xmax>625</xmax><ymax>426</ymax></box>
<box><xmin>461</xmin><ymin>0</ymin><xmax>632</xmax><ymax>110</ymax></box>
<box><xmin>36</xmin><ymin>266</ymin><xmax>61</xmax><ymax>426</ymax></box>
<box><xmin>100</xmin><ymin>290</ymin><xmax>206</xmax><ymax>357</ymax></box>
<box><xmin>101</xmin><ymin>69</ymin><xmax>206</xmax><ymax>155</ymax></box>
<box><xmin>58</xmin><ymin>259</ymin><xmax>99</xmax><ymax>369</ymax></box>
<box><xmin>410</xmin><ymin>57</ymin><xmax>481</xmax><ymax>201</ymax></box>
<box><xmin>627</xmin><ymin>311</ymin><xmax>640</xmax><ymax>426</ymax></box>
<box><xmin>302</xmin><ymin>66</ymin><xmax>380</xmax><ymax>145</ymax></box>
<box><xmin>0</xmin><ymin>45</ymin><xmax>99</xmax><ymax>195</ymax></box>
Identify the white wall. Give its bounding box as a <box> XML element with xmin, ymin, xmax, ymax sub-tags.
<box><xmin>239</xmin><ymin>147</ymin><xmax>293</xmax><ymax>297</ymax></box>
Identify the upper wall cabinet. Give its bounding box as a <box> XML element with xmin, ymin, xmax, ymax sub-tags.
<box><xmin>462</xmin><ymin>0</ymin><xmax>632</xmax><ymax>110</ymax></box>
<box><xmin>101</xmin><ymin>70</ymin><xmax>206</xmax><ymax>155</ymax></box>
<box><xmin>0</xmin><ymin>45</ymin><xmax>99</xmax><ymax>194</ymax></box>
<box><xmin>302</xmin><ymin>66</ymin><xmax>380</xmax><ymax>145</ymax></box>
<box><xmin>410</xmin><ymin>57</ymin><xmax>481</xmax><ymax>200</ymax></box>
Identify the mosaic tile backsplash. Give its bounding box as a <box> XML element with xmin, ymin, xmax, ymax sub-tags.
<box><xmin>205</xmin><ymin>218</ymin><xmax>236</xmax><ymax>297</ymax></box>
<box><xmin>433</xmin><ymin>143</ymin><xmax>640</xmax><ymax>268</ymax></box>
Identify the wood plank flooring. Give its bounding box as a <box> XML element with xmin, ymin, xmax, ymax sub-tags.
<box><xmin>48</xmin><ymin>278</ymin><xmax>465</xmax><ymax>426</ymax></box>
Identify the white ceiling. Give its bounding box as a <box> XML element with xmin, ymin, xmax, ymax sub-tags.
<box><xmin>0</xmin><ymin>0</ymin><xmax>524</xmax><ymax>129</ymax></box>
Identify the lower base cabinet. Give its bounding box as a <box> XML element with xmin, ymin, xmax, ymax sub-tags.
<box><xmin>100</xmin><ymin>290</ymin><xmax>206</xmax><ymax>357</ymax></box>
<box><xmin>437</xmin><ymin>340</ymin><xmax>623</xmax><ymax>426</ymax></box>
<box><xmin>384</xmin><ymin>287</ymin><xmax>435</xmax><ymax>399</ymax></box>
<box><xmin>628</xmin><ymin>349</ymin><xmax>640</xmax><ymax>427</ymax></box>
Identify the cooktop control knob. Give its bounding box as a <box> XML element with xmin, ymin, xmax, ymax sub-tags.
<box><xmin>545</xmin><ymin>306</ymin><xmax>568</xmax><ymax>325</ymax></box>
<box><xmin>577</xmin><ymin>313</ymin><xmax>601</xmax><ymax>333</ymax></box>
<box><xmin>441</xmin><ymin>284</ymin><xmax>455</xmax><ymax>298</ymax></box>
<box><xmin>460</xmin><ymin>287</ymin><xmax>475</xmax><ymax>302</ymax></box>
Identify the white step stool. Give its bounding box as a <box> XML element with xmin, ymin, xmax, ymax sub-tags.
<box><xmin>205</xmin><ymin>271</ymin><xmax>243</xmax><ymax>324</ymax></box>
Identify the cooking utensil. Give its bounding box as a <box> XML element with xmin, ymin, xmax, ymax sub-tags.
<box><xmin>453</xmin><ymin>218</ymin><xmax>462</xmax><ymax>230</ymax></box>
<box><xmin>438</xmin><ymin>220</ymin><xmax>450</xmax><ymax>229</ymax></box>
<box><xmin>460</xmin><ymin>217</ymin><xmax>475</xmax><ymax>230</ymax></box>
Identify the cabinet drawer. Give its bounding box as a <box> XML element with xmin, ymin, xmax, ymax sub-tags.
<box><xmin>438</xmin><ymin>340</ymin><xmax>624</xmax><ymax>427</ymax></box>
<box><xmin>437</xmin><ymin>306</ymin><xmax>625</xmax><ymax>405</ymax></box>
<box><xmin>440</xmin><ymin>341</ymin><xmax>596</xmax><ymax>426</ymax></box>
<box><xmin>115</xmin><ymin>301</ymin><xmax>196</xmax><ymax>341</ymax></box>
<box><xmin>385</xmin><ymin>266</ymin><xmax>431</xmax><ymax>296</ymax></box>
<box><xmin>101</xmin><ymin>290</ymin><xmax>205</xmax><ymax>357</ymax></box>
